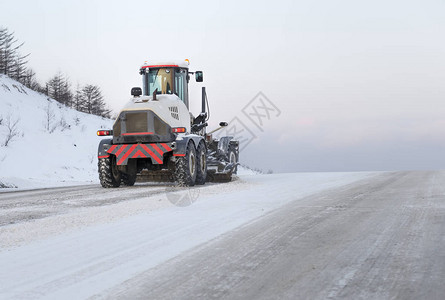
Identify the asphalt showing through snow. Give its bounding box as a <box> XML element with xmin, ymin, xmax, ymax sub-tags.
<box><xmin>0</xmin><ymin>183</ymin><xmax>180</xmax><ymax>226</ymax></box>
<box><xmin>101</xmin><ymin>171</ymin><xmax>445</xmax><ymax>300</ymax></box>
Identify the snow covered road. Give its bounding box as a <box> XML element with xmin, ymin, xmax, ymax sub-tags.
<box><xmin>3</xmin><ymin>171</ymin><xmax>444</xmax><ymax>299</ymax></box>
<box><xmin>101</xmin><ymin>171</ymin><xmax>445</xmax><ymax>300</ymax></box>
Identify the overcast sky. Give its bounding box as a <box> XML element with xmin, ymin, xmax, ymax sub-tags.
<box><xmin>2</xmin><ymin>0</ymin><xmax>445</xmax><ymax>172</ymax></box>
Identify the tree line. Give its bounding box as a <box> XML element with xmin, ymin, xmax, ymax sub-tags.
<box><xmin>0</xmin><ymin>27</ymin><xmax>110</xmax><ymax>118</ymax></box>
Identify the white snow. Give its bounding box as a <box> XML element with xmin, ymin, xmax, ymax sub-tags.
<box><xmin>0</xmin><ymin>75</ymin><xmax>113</xmax><ymax>189</ymax></box>
<box><xmin>0</xmin><ymin>171</ymin><xmax>376</xmax><ymax>299</ymax></box>
<box><xmin>236</xmin><ymin>165</ymin><xmax>263</xmax><ymax>176</ymax></box>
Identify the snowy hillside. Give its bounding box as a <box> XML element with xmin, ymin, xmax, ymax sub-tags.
<box><xmin>0</xmin><ymin>75</ymin><xmax>113</xmax><ymax>189</ymax></box>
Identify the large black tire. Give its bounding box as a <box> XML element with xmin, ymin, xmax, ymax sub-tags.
<box><xmin>195</xmin><ymin>141</ymin><xmax>207</xmax><ymax>185</ymax></box>
<box><xmin>122</xmin><ymin>172</ymin><xmax>137</xmax><ymax>186</ymax></box>
<box><xmin>174</xmin><ymin>142</ymin><xmax>197</xmax><ymax>187</ymax></box>
<box><xmin>98</xmin><ymin>156</ymin><xmax>121</xmax><ymax>188</ymax></box>
<box><xmin>227</xmin><ymin>144</ymin><xmax>238</xmax><ymax>174</ymax></box>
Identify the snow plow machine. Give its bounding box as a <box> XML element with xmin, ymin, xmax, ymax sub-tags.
<box><xmin>97</xmin><ymin>59</ymin><xmax>239</xmax><ymax>187</ymax></box>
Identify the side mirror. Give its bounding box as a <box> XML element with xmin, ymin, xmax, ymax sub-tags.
<box><xmin>219</xmin><ymin>122</ymin><xmax>228</xmax><ymax>127</ymax></box>
<box><xmin>195</xmin><ymin>71</ymin><xmax>203</xmax><ymax>82</ymax></box>
<box><xmin>131</xmin><ymin>87</ymin><xmax>142</xmax><ymax>96</ymax></box>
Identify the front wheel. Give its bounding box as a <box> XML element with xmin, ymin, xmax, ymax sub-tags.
<box><xmin>98</xmin><ymin>156</ymin><xmax>121</xmax><ymax>188</ymax></box>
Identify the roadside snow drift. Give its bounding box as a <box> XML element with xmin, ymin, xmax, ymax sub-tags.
<box><xmin>0</xmin><ymin>75</ymin><xmax>113</xmax><ymax>188</ymax></box>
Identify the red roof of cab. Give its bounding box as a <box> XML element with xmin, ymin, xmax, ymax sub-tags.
<box><xmin>140</xmin><ymin>60</ymin><xmax>190</xmax><ymax>69</ymax></box>
<box><xmin>141</xmin><ymin>65</ymin><xmax>179</xmax><ymax>69</ymax></box>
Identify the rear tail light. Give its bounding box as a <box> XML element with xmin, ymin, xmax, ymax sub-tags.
<box><xmin>172</xmin><ymin>127</ymin><xmax>186</xmax><ymax>133</ymax></box>
<box><xmin>97</xmin><ymin>130</ymin><xmax>113</xmax><ymax>136</ymax></box>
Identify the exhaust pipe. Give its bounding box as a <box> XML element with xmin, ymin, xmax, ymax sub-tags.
<box><xmin>202</xmin><ymin>87</ymin><xmax>206</xmax><ymax>114</ymax></box>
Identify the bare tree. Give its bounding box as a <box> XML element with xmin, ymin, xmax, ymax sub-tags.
<box><xmin>73</xmin><ymin>83</ymin><xmax>82</xmax><ymax>111</ymax></box>
<box><xmin>11</xmin><ymin>52</ymin><xmax>30</xmax><ymax>82</ymax></box>
<box><xmin>46</xmin><ymin>72</ymin><xmax>73</xmax><ymax>106</ymax></box>
<box><xmin>0</xmin><ymin>27</ymin><xmax>29</xmax><ymax>79</ymax></box>
<box><xmin>2</xmin><ymin>115</ymin><xmax>20</xmax><ymax>147</ymax></box>
<box><xmin>60</xmin><ymin>76</ymin><xmax>72</xmax><ymax>107</ymax></box>
<box><xmin>44</xmin><ymin>101</ymin><xmax>56</xmax><ymax>132</ymax></box>
<box><xmin>80</xmin><ymin>84</ymin><xmax>110</xmax><ymax>118</ymax></box>
<box><xmin>0</xmin><ymin>27</ymin><xmax>15</xmax><ymax>75</ymax></box>
<box><xmin>21</xmin><ymin>68</ymin><xmax>42</xmax><ymax>91</ymax></box>
<box><xmin>45</xmin><ymin>72</ymin><xmax>63</xmax><ymax>102</ymax></box>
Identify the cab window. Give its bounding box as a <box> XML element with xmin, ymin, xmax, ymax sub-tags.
<box><xmin>174</xmin><ymin>69</ymin><xmax>187</xmax><ymax>102</ymax></box>
<box><xmin>146</xmin><ymin>68</ymin><xmax>173</xmax><ymax>95</ymax></box>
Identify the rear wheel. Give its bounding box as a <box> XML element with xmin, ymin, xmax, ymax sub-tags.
<box><xmin>175</xmin><ymin>142</ymin><xmax>197</xmax><ymax>187</ymax></box>
<box><xmin>227</xmin><ymin>144</ymin><xmax>238</xmax><ymax>174</ymax></box>
<box><xmin>195</xmin><ymin>141</ymin><xmax>207</xmax><ymax>185</ymax></box>
<box><xmin>98</xmin><ymin>156</ymin><xmax>121</xmax><ymax>188</ymax></box>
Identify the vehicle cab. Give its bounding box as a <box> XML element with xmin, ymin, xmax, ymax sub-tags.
<box><xmin>139</xmin><ymin>60</ymin><xmax>191</xmax><ymax>108</ymax></box>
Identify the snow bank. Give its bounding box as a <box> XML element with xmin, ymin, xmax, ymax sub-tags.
<box><xmin>237</xmin><ymin>165</ymin><xmax>263</xmax><ymax>176</ymax></box>
<box><xmin>0</xmin><ymin>75</ymin><xmax>113</xmax><ymax>189</ymax></box>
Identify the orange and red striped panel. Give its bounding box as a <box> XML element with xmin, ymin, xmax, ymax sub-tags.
<box><xmin>105</xmin><ymin>143</ymin><xmax>173</xmax><ymax>165</ymax></box>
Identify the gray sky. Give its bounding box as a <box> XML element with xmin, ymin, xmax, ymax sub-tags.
<box><xmin>2</xmin><ymin>0</ymin><xmax>445</xmax><ymax>172</ymax></box>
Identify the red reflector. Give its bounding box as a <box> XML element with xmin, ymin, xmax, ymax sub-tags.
<box><xmin>172</xmin><ymin>127</ymin><xmax>186</xmax><ymax>133</ymax></box>
<box><xmin>97</xmin><ymin>130</ymin><xmax>112</xmax><ymax>136</ymax></box>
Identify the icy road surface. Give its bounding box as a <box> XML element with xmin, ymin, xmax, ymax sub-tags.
<box><xmin>1</xmin><ymin>171</ymin><xmax>444</xmax><ymax>299</ymax></box>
